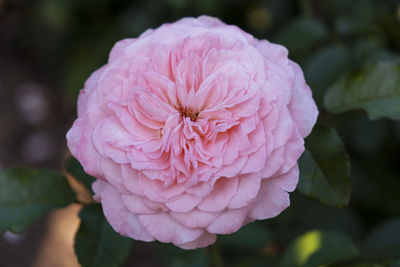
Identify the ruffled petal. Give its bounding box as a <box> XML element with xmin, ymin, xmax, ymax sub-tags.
<box><xmin>139</xmin><ymin>213</ymin><xmax>204</xmax><ymax>245</ymax></box>
<box><xmin>100</xmin><ymin>183</ymin><xmax>154</xmax><ymax>241</ymax></box>
<box><xmin>249</xmin><ymin>166</ymin><xmax>299</xmax><ymax>220</ymax></box>
<box><xmin>198</xmin><ymin>177</ymin><xmax>238</xmax><ymax>212</ymax></box>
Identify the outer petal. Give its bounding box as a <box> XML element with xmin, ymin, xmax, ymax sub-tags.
<box><xmin>170</xmin><ymin>209</ymin><xmax>219</xmax><ymax>229</ymax></box>
<box><xmin>122</xmin><ymin>194</ymin><xmax>157</xmax><ymax>215</ymax></box>
<box><xmin>66</xmin><ymin>118</ymin><xmax>103</xmax><ymax>179</ymax></box>
<box><xmin>249</xmin><ymin>166</ymin><xmax>299</xmax><ymax>220</ymax></box>
<box><xmin>100</xmin><ymin>183</ymin><xmax>154</xmax><ymax>242</ymax></box>
<box><xmin>288</xmin><ymin>61</ymin><xmax>319</xmax><ymax>138</ymax></box>
<box><xmin>207</xmin><ymin>207</ymin><xmax>250</xmax><ymax>234</ymax></box>
<box><xmin>228</xmin><ymin>172</ymin><xmax>261</xmax><ymax>209</ymax></box>
<box><xmin>198</xmin><ymin>177</ymin><xmax>238</xmax><ymax>212</ymax></box>
<box><xmin>179</xmin><ymin>232</ymin><xmax>217</xmax><ymax>250</ymax></box>
<box><xmin>109</xmin><ymin>38</ymin><xmax>136</xmax><ymax>63</ymax></box>
<box><xmin>165</xmin><ymin>193</ymin><xmax>202</xmax><ymax>212</ymax></box>
<box><xmin>139</xmin><ymin>213</ymin><xmax>204</xmax><ymax>245</ymax></box>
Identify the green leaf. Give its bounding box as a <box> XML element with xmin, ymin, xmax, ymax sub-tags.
<box><xmin>281</xmin><ymin>230</ymin><xmax>359</xmax><ymax>267</ymax></box>
<box><xmin>66</xmin><ymin>157</ymin><xmax>95</xmax><ymax>194</ymax></box>
<box><xmin>75</xmin><ymin>204</ymin><xmax>133</xmax><ymax>267</ymax></box>
<box><xmin>324</xmin><ymin>61</ymin><xmax>400</xmax><ymax>120</ymax></box>
<box><xmin>304</xmin><ymin>45</ymin><xmax>351</xmax><ymax>105</ymax></box>
<box><xmin>342</xmin><ymin>263</ymin><xmax>390</xmax><ymax>267</ymax></box>
<box><xmin>360</xmin><ymin>218</ymin><xmax>400</xmax><ymax>261</ymax></box>
<box><xmin>0</xmin><ymin>168</ymin><xmax>76</xmax><ymax>233</ymax></box>
<box><xmin>218</xmin><ymin>221</ymin><xmax>271</xmax><ymax>250</ymax></box>
<box><xmin>392</xmin><ymin>259</ymin><xmax>400</xmax><ymax>267</ymax></box>
<box><xmin>298</xmin><ymin>124</ymin><xmax>351</xmax><ymax>207</ymax></box>
<box><xmin>159</xmin><ymin>244</ymin><xmax>211</xmax><ymax>267</ymax></box>
<box><xmin>273</xmin><ymin>17</ymin><xmax>328</xmax><ymax>56</ymax></box>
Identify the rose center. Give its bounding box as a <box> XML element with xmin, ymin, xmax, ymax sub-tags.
<box><xmin>178</xmin><ymin>106</ymin><xmax>199</xmax><ymax>122</ymax></box>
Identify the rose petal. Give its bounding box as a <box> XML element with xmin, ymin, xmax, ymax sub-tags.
<box><xmin>288</xmin><ymin>61</ymin><xmax>319</xmax><ymax>138</ymax></box>
<box><xmin>122</xmin><ymin>194</ymin><xmax>157</xmax><ymax>215</ymax></box>
<box><xmin>139</xmin><ymin>213</ymin><xmax>204</xmax><ymax>245</ymax></box>
<box><xmin>207</xmin><ymin>207</ymin><xmax>250</xmax><ymax>234</ymax></box>
<box><xmin>228</xmin><ymin>172</ymin><xmax>261</xmax><ymax>209</ymax></box>
<box><xmin>198</xmin><ymin>177</ymin><xmax>238</xmax><ymax>212</ymax></box>
<box><xmin>179</xmin><ymin>232</ymin><xmax>217</xmax><ymax>250</ymax></box>
<box><xmin>170</xmin><ymin>209</ymin><xmax>219</xmax><ymax>228</ymax></box>
<box><xmin>101</xmin><ymin>183</ymin><xmax>154</xmax><ymax>241</ymax></box>
<box><xmin>165</xmin><ymin>193</ymin><xmax>202</xmax><ymax>212</ymax></box>
<box><xmin>249</xmin><ymin>166</ymin><xmax>299</xmax><ymax>220</ymax></box>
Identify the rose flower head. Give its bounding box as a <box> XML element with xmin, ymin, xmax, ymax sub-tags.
<box><xmin>67</xmin><ymin>16</ymin><xmax>318</xmax><ymax>249</ymax></box>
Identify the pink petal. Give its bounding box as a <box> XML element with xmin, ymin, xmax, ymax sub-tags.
<box><xmin>216</xmin><ymin>156</ymin><xmax>247</xmax><ymax>178</ymax></box>
<box><xmin>276</xmin><ymin>129</ymin><xmax>304</xmax><ymax>176</ymax></box>
<box><xmin>241</xmin><ymin>145</ymin><xmax>267</xmax><ymax>174</ymax></box>
<box><xmin>170</xmin><ymin>209</ymin><xmax>219</xmax><ymax>228</ymax></box>
<box><xmin>92</xmin><ymin>117</ymin><xmax>130</xmax><ymax>164</ymax></box>
<box><xmin>179</xmin><ymin>232</ymin><xmax>217</xmax><ymax>250</ymax></box>
<box><xmin>108</xmin><ymin>38</ymin><xmax>135</xmax><ymax>63</ymax></box>
<box><xmin>249</xmin><ymin>167</ymin><xmax>299</xmax><ymax>220</ymax></box>
<box><xmin>151</xmin><ymin>179</ymin><xmax>186</xmax><ymax>200</ymax></box>
<box><xmin>138</xmin><ymin>173</ymin><xmax>166</xmax><ymax>203</ymax></box>
<box><xmin>270</xmin><ymin>107</ymin><xmax>295</xmax><ymax>149</ymax></box>
<box><xmin>99</xmin><ymin>157</ymin><xmax>129</xmax><ymax>193</ymax></box>
<box><xmin>139</xmin><ymin>213</ymin><xmax>204</xmax><ymax>245</ymax></box>
<box><xmin>120</xmin><ymin>164</ymin><xmax>144</xmax><ymax>196</ymax></box>
<box><xmin>288</xmin><ymin>61</ymin><xmax>319</xmax><ymax>138</ymax></box>
<box><xmin>77</xmin><ymin>66</ymin><xmax>105</xmax><ymax>117</ymax></box>
<box><xmin>92</xmin><ymin>179</ymin><xmax>107</xmax><ymax>202</ymax></box>
<box><xmin>207</xmin><ymin>207</ymin><xmax>249</xmax><ymax>234</ymax></box>
<box><xmin>66</xmin><ymin>118</ymin><xmax>103</xmax><ymax>179</ymax></box>
<box><xmin>165</xmin><ymin>193</ymin><xmax>202</xmax><ymax>212</ymax></box>
<box><xmin>198</xmin><ymin>177</ymin><xmax>238</xmax><ymax>212</ymax></box>
<box><xmin>122</xmin><ymin>194</ymin><xmax>157</xmax><ymax>215</ymax></box>
<box><xmin>228</xmin><ymin>172</ymin><xmax>261</xmax><ymax>209</ymax></box>
<box><xmin>101</xmin><ymin>183</ymin><xmax>154</xmax><ymax>241</ymax></box>
<box><xmin>185</xmin><ymin>181</ymin><xmax>214</xmax><ymax>198</ymax></box>
<box><xmin>261</xmin><ymin>145</ymin><xmax>285</xmax><ymax>178</ymax></box>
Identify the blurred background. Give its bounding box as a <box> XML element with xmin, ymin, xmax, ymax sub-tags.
<box><xmin>0</xmin><ymin>0</ymin><xmax>400</xmax><ymax>266</ymax></box>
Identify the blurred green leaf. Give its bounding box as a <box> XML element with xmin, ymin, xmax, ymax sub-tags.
<box><xmin>360</xmin><ymin>218</ymin><xmax>400</xmax><ymax>262</ymax></box>
<box><xmin>66</xmin><ymin>157</ymin><xmax>95</xmax><ymax>194</ymax></box>
<box><xmin>281</xmin><ymin>230</ymin><xmax>359</xmax><ymax>267</ymax></box>
<box><xmin>298</xmin><ymin>124</ymin><xmax>351</xmax><ymax>207</ymax></box>
<box><xmin>75</xmin><ymin>204</ymin><xmax>133</xmax><ymax>267</ymax></box>
<box><xmin>218</xmin><ymin>221</ymin><xmax>271</xmax><ymax>250</ymax></box>
<box><xmin>392</xmin><ymin>258</ymin><xmax>400</xmax><ymax>267</ymax></box>
<box><xmin>324</xmin><ymin>61</ymin><xmax>400</xmax><ymax>120</ymax></box>
<box><xmin>273</xmin><ymin>16</ymin><xmax>328</xmax><ymax>56</ymax></box>
<box><xmin>0</xmin><ymin>168</ymin><xmax>76</xmax><ymax>233</ymax></box>
<box><xmin>158</xmin><ymin>243</ymin><xmax>210</xmax><ymax>267</ymax></box>
<box><xmin>304</xmin><ymin>45</ymin><xmax>351</xmax><ymax>105</ymax></box>
<box><xmin>343</xmin><ymin>263</ymin><xmax>390</xmax><ymax>267</ymax></box>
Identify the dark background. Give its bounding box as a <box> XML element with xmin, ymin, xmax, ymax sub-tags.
<box><xmin>1</xmin><ymin>0</ymin><xmax>400</xmax><ymax>266</ymax></box>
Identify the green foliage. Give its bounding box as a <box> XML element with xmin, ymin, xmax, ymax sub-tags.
<box><xmin>75</xmin><ymin>204</ymin><xmax>133</xmax><ymax>267</ymax></box>
<box><xmin>324</xmin><ymin>61</ymin><xmax>400</xmax><ymax>120</ymax></box>
<box><xmin>392</xmin><ymin>259</ymin><xmax>400</xmax><ymax>267</ymax></box>
<box><xmin>360</xmin><ymin>218</ymin><xmax>400</xmax><ymax>262</ymax></box>
<box><xmin>158</xmin><ymin>244</ymin><xmax>211</xmax><ymax>267</ymax></box>
<box><xmin>281</xmin><ymin>230</ymin><xmax>359</xmax><ymax>267</ymax></box>
<box><xmin>0</xmin><ymin>168</ymin><xmax>76</xmax><ymax>233</ymax></box>
<box><xmin>298</xmin><ymin>124</ymin><xmax>351</xmax><ymax>207</ymax></box>
<box><xmin>304</xmin><ymin>45</ymin><xmax>351</xmax><ymax>105</ymax></box>
<box><xmin>66</xmin><ymin>157</ymin><xmax>95</xmax><ymax>194</ymax></box>
<box><xmin>218</xmin><ymin>221</ymin><xmax>271</xmax><ymax>251</ymax></box>
<box><xmin>273</xmin><ymin>16</ymin><xmax>328</xmax><ymax>56</ymax></box>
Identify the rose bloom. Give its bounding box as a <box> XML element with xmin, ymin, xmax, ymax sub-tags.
<box><xmin>67</xmin><ymin>16</ymin><xmax>318</xmax><ymax>249</ymax></box>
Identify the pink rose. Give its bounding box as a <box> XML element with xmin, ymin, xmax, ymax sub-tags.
<box><xmin>67</xmin><ymin>16</ymin><xmax>318</xmax><ymax>249</ymax></box>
